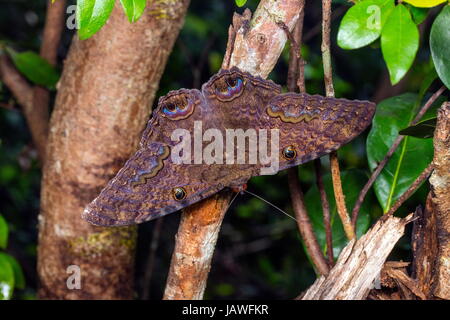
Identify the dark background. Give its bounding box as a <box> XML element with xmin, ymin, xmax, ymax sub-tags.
<box><xmin>0</xmin><ymin>0</ymin><xmax>440</xmax><ymax>299</ymax></box>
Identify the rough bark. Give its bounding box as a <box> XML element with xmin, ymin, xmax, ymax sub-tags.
<box><xmin>429</xmin><ymin>102</ymin><xmax>450</xmax><ymax>300</ymax></box>
<box><xmin>301</xmin><ymin>214</ymin><xmax>413</xmax><ymax>300</ymax></box>
<box><xmin>163</xmin><ymin>0</ymin><xmax>303</xmax><ymax>300</ymax></box>
<box><xmin>37</xmin><ymin>1</ymin><xmax>190</xmax><ymax>299</ymax></box>
<box><xmin>411</xmin><ymin>196</ymin><xmax>439</xmax><ymax>299</ymax></box>
<box><xmin>163</xmin><ymin>191</ymin><xmax>233</xmax><ymax>300</ymax></box>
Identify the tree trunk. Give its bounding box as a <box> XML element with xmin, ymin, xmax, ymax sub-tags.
<box><xmin>429</xmin><ymin>102</ymin><xmax>450</xmax><ymax>300</ymax></box>
<box><xmin>37</xmin><ymin>1</ymin><xmax>190</xmax><ymax>299</ymax></box>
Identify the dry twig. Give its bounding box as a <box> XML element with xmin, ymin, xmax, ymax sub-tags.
<box><xmin>321</xmin><ymin>0</ymin><xmax>355</xmax><ymax>240</ymax></box>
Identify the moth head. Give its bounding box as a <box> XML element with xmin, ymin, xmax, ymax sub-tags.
<box><xmin>204</xmin><ymin>68</ymin><xmax>246</xmax><ymax>101</ymax></box>
<box><xmin>158</xmin><ymin>89</ymin><xmax>197</xmax><ymax>120</ymax></box>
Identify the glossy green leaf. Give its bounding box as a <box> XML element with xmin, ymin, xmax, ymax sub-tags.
<box><xmin>337</xmin><ymin>0</ymin><xmax>395</xmax><ymax>50</ymax></box>
<box><xmin>0</xmin><ymin>254</ymin><xmax>14</xmax><ymax>300</ymax></box>
<box><xmin>408</xmin><ymin>5</ymin><xmax>429</xmax><ymax>24</ymax></box>
<box><xmin>235</xmin><ymin>0</ymin><xmax>248</xmax><ymax>7</ymax></box>
<box><xmin>0</xmin><ymin>214</ymin><xmax>7</xmax><ymax>249</ymax></box>
<box><xmin>403</xmin><ymin>0</ymin><xmax>447</xmax><ymax>8</ymax></box>
<box><xmin>399</xmin><ymin>117</ymin><xmax>436</xmax><ymax>138</ymax></box>
<box><xmin>367</xmin><ymin>93</ymin><xmax>434</xmax><ymax>212</ymax></box>
<box><xmin>381</xmin><ymin>4</ymin><xmax>419</xmax><ymax>85</ymax></box>
<box><xmin>6</xmin><ymin>49</ymin><xmax>60</xmax><ymax>89</ymax></box>
<box><xmin>120</xmin><ymin>0</ymin><xmax>146</xmax><ymax>23</ymax></box>
<box><xmin>77</xmin><ymin>0</ymin><xmax>115</xmax><ymax>40</ymax></box>
<box><xmin>430</xmin><ymin>5</ymin><xmax>450</xmax><ymax>89</ymax></box>
<box><xmin>304</xmin><ymin>169</ymin><xmax>372</xmax><ymax>258</ymax></box>
<box><xmin>0</xmin><ymin>253</ymin><xmax>25</xmax><ymax>289</ymax></box>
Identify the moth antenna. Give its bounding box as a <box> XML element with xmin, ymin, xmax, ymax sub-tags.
<box><xmin>224</xmin><ymin>191</ymin><xmax>240</xmax><ymax>213</ymax></box>
<box><xmin>243</xmin><ymin>190</ymin><xmax>297</xmax><ymax>222</ymax></box>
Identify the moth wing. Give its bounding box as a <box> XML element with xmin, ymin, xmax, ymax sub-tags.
<box><xmin>201</xmin><ymin>67</ymin><xmax>281</xmax><ymax>129</ymax></box>
<box><xmin>82</xmin><ymin>86</ymin><xmax>226</xmax><ymax>226</ymax></box>
<box><xmin>259</xmin><ymin>93</ymin><xmax>376</xmax><ymax>172</ymax></box>
<box><xmin>82</xmin><ymin>142</ymin><xmax>224</xmax><ymax>226</ymax></box>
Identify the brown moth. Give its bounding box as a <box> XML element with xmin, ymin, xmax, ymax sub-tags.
<box><xmin>82</xmin><ymin>67</ymin><xmax>376</xmax><ymax>226</ymax></box>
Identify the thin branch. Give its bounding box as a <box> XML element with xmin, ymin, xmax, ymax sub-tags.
<box><xmin>321</xmin><ymin>0</ymin><xmax>355</xmax><ymax>240</ymax></box>
<box><xmin>31</xmin><ymin>0</ymin><xmax>67</xmax><ymax>163</ymax></box>
<box><xmin>0</xmin><ymin>55</ymin><xmax>34</xmax><ymax>110</ymax></box>
<box><xmin>286</xmin><ymin>1</ymin><xmax>330</xmax><ymax>274</ymax></box>
<box><xmin>385</xmin><ymin>163</ymin><xmax>434</xmax><ymax>216</ymax></box>
<box><xmin>315</xmin><ymin>159</ymin><xmax>334</xmax><ymax>265</ymax></box>
<box><xmin>330</xmin><ymin>152</ymin><xmax>355</xmax><ymax>240</ymax></box>
<box><xmin>321</xmin><ymin>0</ymin><xmax>334</xmax><ymax>98</ymax></box>
<box><xmin>288</xmin><ymin>169</ymin><xmax>330</xmax><ymax>276</ymax></box>
<box><xmin>302</xmin><ymin>5</ymin><xmax>346</xmax><ymax>43</ymax></box>
<box><xmin>40</xmin><ymin>0</ymin><xmax>66</xmax><ymax>65</ymax></box>
<box><xmin>351</xmin><ymin>85</ymin><xmax>447</xmax><ymax>226</ymax></box>
<box><xmin>0</xmin><ymin>1</ymin><xmax>66</xmax><ymax>163</ymax></box>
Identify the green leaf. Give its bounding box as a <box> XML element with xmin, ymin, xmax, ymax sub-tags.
<box><xmin>77</xmin><ymin>0</ymin><xmax>115</xmax><ymax>40</ymax></box>
<box><xmin>408</xmin><ymin>5</ymin><xmax>429</xmax><ymax>24</ymax></box>
<box><xmin>6</xmin><ymin>49</ymin><xmax>60</xmax><ymax>89</ymax></box>
<box><xmin>399</xmin><ymin>117</ymin><xmax>436</xmax><ymax>138</ymax></box>
<box><xmin>235</xmin><ymin>0</ymin><xmax>248</xmax><ymax>7</ymax></box>
<box><xmin>403</xmin><ymin>0</ymin><xmax>447</xmax><ymax>8</ymax></box>
<box><xmin>367</xmin><ymin>93</ymin><xmax>434</xmax><ymax>212</ymax></box>
<box><xmin>120</xmin><ymin>0</ymin><xmax>146</xmax><ymax>23</ymax></box>
<box><xmin>381</xmin><ymin>4</ymin><xmax>419</xmax><ymax>85</ymax></box>
<box><xmin>0</xmin><ymin>253</ymin><xmax>25</xmax><ymax>289</ymax></box>
<box><xmin>0</xmin><ymin>214</ymin><xmax>8</xmax><ymax>249</ymax></box>
<box><xmin>0</xmin><ymin>254</ymin><xmax>14</xmax><ymax>300</ymax></box>
<box><xmin>337</xmin><ymin>0</ymin><xmax>395</xmax><ymax>50</ymax></box>
<box><xmin>430</xmin><ymin>5</ymin><xmax>450</xmax><ymax>89</ymax></box>
<box><xmin>304</xmin><ymin>169</ymin><xmax>372</xmax><ymax>258</ymax></box>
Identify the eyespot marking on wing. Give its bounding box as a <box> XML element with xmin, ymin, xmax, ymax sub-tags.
<box><xmin>159</xmin><ymin>91</ymin><xmax>197</xmax><ymax>120</ymax></box>
<box><xmin>212</xmin><ymin>73</ymin><xmax>246</xmax><ymax>101</ymax></box>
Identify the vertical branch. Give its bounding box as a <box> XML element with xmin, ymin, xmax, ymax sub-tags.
<box><xmin>411</xmin><ymin>195</ymin><xmax>438</xmax><ymax>299</ymax></box>
<box><xmin>330</xmin><ymin>153</ymin><xmax>355</xmax><ymax>239</ymax></box>
<box><xmin>315</xmin><ymin>160</ymin><xmax>334</xmax><ymax>265</ymax></box>
<box><xmin>321</xmin><ymin>0</ymin><xmax>355</xmax><ymax>240</ymax></box>
<box><xmin>288</xmin><ymin>170</ymin><xmax>330</xmax><ymax>276</ymax></box>
<box><xmin>321</xmin><ymin>0</ymin><xmax>334</xmax><ymax>98</ymax></box>
<box><xmin>0</xmin><ymin>0</ymin><xmax>66</xmax><ymax>163</ymax></box>
<box><xmin>429</xmin><ymin>102</ymin><xmax>450</xmax><ymax>300</ymax></box>
<box><xmin>286</xmin><ymin>0</ymin><xmax>330</xmax><ymax>274</ymax></box>
<box><xmin>31</xmin><ymin>0</ymin><xmax>67</xmax><ymax>163</ymax></box>
<box><xmin>163</xmin><ymin>0</ymin><xmax>304</xmax><ymax>300</ymax></box>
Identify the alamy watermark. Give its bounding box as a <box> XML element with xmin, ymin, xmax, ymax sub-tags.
<box><xmin>66</xmin><ymin>265</ymin><xmax>81</xmax><ymax>290</ymax></box>
<box><xmin>367</xmin><ymin>5</ymin><xmax>382</xmax><ymax>30</ymax></box>
<box><xmin>170</xmin><ymin>121</ymin><xmax>280</xmax><ymax>175</ymax></box>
